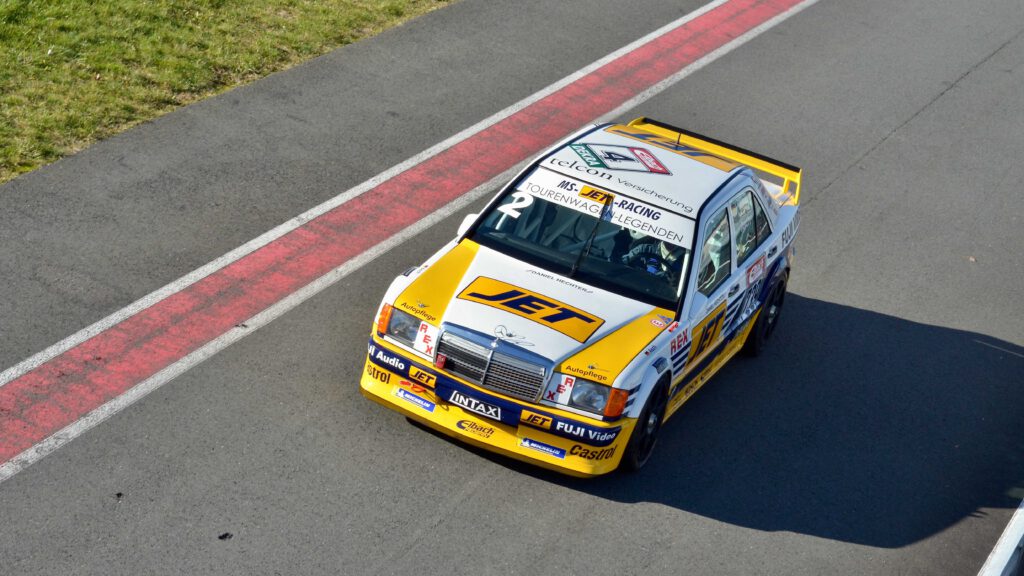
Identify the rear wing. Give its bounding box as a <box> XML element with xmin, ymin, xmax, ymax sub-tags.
<box><xmin>627</xmin><ymin>117</ymin><xmax>802</xmax><ymax>205</ymax></box>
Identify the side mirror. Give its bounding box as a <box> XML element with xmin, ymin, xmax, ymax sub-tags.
<box><xmin>457</xmin><ymin>213</ymin><xmax>478</xmax><ymax>237</ymax></box>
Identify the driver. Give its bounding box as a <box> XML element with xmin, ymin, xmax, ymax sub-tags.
<box><xmin>619</xmin><ymin>229</ymin><xmax>684</xmax><ymax>280</ymax></box>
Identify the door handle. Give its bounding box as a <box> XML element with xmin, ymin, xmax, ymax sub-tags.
<box><xmin>728</xmin><ymin>284</ymin><xmax>740</xmax><ymax>297</ymax></box>
<box><xmin>768</xmin><ymin>246</ymin><xmax>778</xmax><ymax>258</ymax></box>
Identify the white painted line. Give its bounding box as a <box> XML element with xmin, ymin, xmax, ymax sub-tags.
<box><xmin>974</xmin><ymin>339</ymin><xmax>1024</xmax><ymax>360</ymax></box>
<box><xmin>979</xmin><ymin>498</ymin><xmax>1024</xmax><ymax>576</ymax></box>
<box><xmin>597</xmin><ymin>0</ymin><xmax>821</xmax><ymax>124</ymax></box>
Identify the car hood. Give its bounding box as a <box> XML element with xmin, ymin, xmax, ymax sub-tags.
<box><xmin>393</xmin><ymin>240</ymin><xmax>672</xmax><ymax>374</ymax></box>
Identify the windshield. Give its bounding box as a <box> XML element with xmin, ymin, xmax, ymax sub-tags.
<box><xmin>469</xmin><ymin>167</ymin><xmax>693</xmax><ymax>309</ymax></box>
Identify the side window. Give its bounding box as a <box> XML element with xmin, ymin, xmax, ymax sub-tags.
<box><xmin>696</xmin><ymin>207</ymin><xmax>731</xmax><ymax>296</ymax></box>
<box><xmin>753</xmin><ymin>192</ymin><xmax>771</xmax><ymax>245</ymax></box>
<box><xmin>729</xmin><ymin>189</ymin><xmax>772</xmax><ymax>265</ymax></box>
<box><xmin>729</xmin><ymin>191</ymin><xmax>757</xmax><ymax>265</ymax></box>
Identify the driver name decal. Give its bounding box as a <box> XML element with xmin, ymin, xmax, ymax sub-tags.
<box><xmin>457</xmin><ymin>277</ymin><xmax>604</xmax><ymax>342</ymax></box>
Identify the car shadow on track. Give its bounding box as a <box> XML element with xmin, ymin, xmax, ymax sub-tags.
<box><xmin>425</xmin><ymin>293</ymin><xmax>1024</xmax><ymax>548</ymax></box>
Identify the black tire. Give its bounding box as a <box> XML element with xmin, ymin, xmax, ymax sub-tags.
<box><xmin>621</xmin><ymin>379</ymin><xmax>668</xmax><ymax>472</ymax></box>
<box><xmin>744</xmin><ymin>273</ymin><xmax>788</xmax><ymax>357</ymax></box>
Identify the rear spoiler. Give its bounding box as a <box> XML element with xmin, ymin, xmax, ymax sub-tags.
<box><xmin>627</xmin><ymin>117</ymin><xmax>802</xmax><ymax>205</ymax></box>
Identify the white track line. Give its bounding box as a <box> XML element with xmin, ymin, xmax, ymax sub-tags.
<box><xmin>0</xmin><ymin>0</ymin><xmax>821</xmax><ymax>483</ymax></box>
<box><xmin>979</xmin><ymin>499</ymin><xmax>1024</xmax><ymax>576</ymax></box>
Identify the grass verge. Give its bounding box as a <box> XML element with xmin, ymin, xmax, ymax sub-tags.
<box><xmin>0</xmin><ymin>0</ymin><xmax>452</xmax><ymax>183</ymax></box>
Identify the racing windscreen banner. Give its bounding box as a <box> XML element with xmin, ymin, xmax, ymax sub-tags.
<box><xmin>516</xmin><ymin>168</ymin><xmax>695</xmax><ymax>248</ymax></box>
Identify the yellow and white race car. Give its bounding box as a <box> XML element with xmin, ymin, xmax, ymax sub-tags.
<box><xmin>361</xmin><ymin>118</ymin><xmax>801</xmax><ymax>476</ymax></box>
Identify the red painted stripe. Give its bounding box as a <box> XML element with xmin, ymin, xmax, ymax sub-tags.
<box><xmin>0</xmin><ymin>0</ymin><xmax>803</xmax><ymax>464</ymax></box>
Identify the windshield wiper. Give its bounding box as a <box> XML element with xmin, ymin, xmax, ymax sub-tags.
<box><xmin>569</xmin><ymin>196</ymin><xmax>613</xmax><ymax>277</ymax></box>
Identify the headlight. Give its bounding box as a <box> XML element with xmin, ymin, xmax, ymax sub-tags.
<box><xmin>569</xmin><ymin>379</ymin><xmax>610</xmax><ymax>413</ymax></box>
<box><xmin>386</xmin><ymin>308</ymin><xmax>421</xmax><ymax>345</ymax></box>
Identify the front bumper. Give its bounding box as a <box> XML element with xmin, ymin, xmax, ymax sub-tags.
<box><xmin>360</xmin><ymin>336</ymin><xmax>635</xmax><ymax>477</ymax></box>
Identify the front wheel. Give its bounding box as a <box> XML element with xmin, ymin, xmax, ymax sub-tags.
<box><xmin>621</xmin><ymin>380</ymin><xmax>668</xmax><ymax>472</ymax></box>
<box><xmin>744</xmin><ymin>273</ymin><xmax>788</xmax><ymax>357</ymax></box>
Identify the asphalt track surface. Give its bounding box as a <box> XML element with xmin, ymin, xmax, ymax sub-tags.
<box><xmin>0</xmin><ymin>0</ymin><xmax>1022</xmax><ymax>574</ymax></box>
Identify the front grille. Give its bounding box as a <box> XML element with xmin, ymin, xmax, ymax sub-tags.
<box><xmin>437</xmin><ymin>332</ymin><xmax>546</xmax><ymax>402</ymax></box>
<box><xmin>484</xmin><ymin>353</ymin><xmax>546</xmax><ymax>401</ymax></box>
<box><xmin>437</xmin><ymin>333</ymin><xmax>489</xmax><ymax>382</ymax></box>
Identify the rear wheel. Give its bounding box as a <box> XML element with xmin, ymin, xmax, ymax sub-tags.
<box><xmin>621</xmin><ymin>379</ymin><xmax>668</xmax><ymax>472</ymax></box>
<box><xmin>744</xmin><ymin>273</ymin><xmax>788</xmax><ymax>357</ymax></box>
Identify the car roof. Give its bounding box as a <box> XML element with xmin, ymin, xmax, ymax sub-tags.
<box><xmin>541</xmin><ymin>122</ymin><xmax>743</xmax><ymax>218</ymax></box>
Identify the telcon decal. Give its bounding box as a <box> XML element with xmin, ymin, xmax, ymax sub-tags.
<box><xmin>457</xmin><ymin>276</ymin><xmax>604</xmax><ymax>342</ymax></box>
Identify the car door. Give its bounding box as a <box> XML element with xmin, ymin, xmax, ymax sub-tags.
<box><xmin>686</xmin><ymin>203</ymin><xmax>743</xmax><ymax>371</ymax></box>
<box><xmin>725</xmin><ymin>188</ymin><xmax>775</xmax><ymax>331</ymax></box>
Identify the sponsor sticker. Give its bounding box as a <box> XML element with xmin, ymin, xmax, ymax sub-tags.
<box><xmin>520</xmin><ymin>410</ymin><xmax>553</xmax><ymax>430</ymax></box>
<box><xmin>570</xmin><ymin>444</ymin><xmax>617</xmax><ymax>461</ymax></box>
<box><xmin>457</xmin><ymin>420</ymin><xmax>496</xmax><ymax>439</ymax></box>
<box><xmin>518</xmin><ymin>437</ymin><xmax>566</xmax><ymax>459</ymax></box>
<box><xmin>413</xmin><ymin>321</ymin><xmax>439</xmax><ymax>357</ymax></box>
<box><xmin>569</xmin><ymin>144</ymin><xmax>607</xmax><ymax>169</ymax></box>
<box><xmin>449</xmin><ymin>390</ymin><xmax>502</xmax><ymax>421</ymax></box>
<box><xmin>579</xmin><ymin>186</ymin><xmax>614</xmax><ymax>205</ymax></box>
<box><xmin>746</xmin><ymin>254</ymin><xmax>767</xmax><ymax>285</ymax></box>
<box><xmin>398</xmin><ymin>300</ymin><xmax>437</xmax><ymax>323</ymax></box>
<box><xmin>457</xmin><ymin>276</ymin><xmax>603</xmax><ymax>342</ymax></box>
<box><xmin>561</xmin><ymin>364</ymin><xmax>609</xmax><ymax>383</ymax></box>
<box><xmin>670</xmin><ymin>329</ymin><xmax>690</xmax><ymax>355</ymax></box>
<box><xmin>371</xmin><ymin>345</ymin><xmax>406</xmax><ymax>372</ymax></box>
<box><xmin>365</xmin><ymin>363</ymin><xmax>391</xmax><ymax>384</ymax></box>
<box><xmin>398</xmin><ymin>379</ymin><xmax>427</xmax><ymax>394</ymax></box>
<box><xmin>394</xmin><ymin>387</ymin><xmax>435</xmax><ymax>412</ymax></box>
<box><xmin>521</xmin><ymin>408</ymin><xmax>622</xmax><ymax>447</ymax></box>
<box><xmin>554</xmin><ymin>421</ymin><xmax>619</xmax><ymax>444</ymax></box>
<box><xmin>631</xmin><ymin>147</ymin><xmax>670</xmax><ymax>174</ymax></box>
<box><xmin>549</xmin><ymin>374</ymin><xmax>576</xmax><ymax>403</ymax></box>
<box><xmin>409</xmin><ymin>365</ymin><xmax>436</xmax><ymax>388</ymax></box>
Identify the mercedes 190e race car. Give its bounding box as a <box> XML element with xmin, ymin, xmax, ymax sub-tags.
<box><xmin>360</xmin><ymin>118</ymin><xmax>801</xmax><ymax>476</ymax></box>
